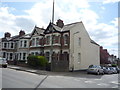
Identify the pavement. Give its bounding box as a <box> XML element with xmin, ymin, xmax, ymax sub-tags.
<box><xmin>7</xmin><ymin>64</ymin><xmax>87</xmax><ymax>76</ymax></box>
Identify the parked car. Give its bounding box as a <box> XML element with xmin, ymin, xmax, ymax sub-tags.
<box><xmin>115</xmin><ymin>67</ymin><xmax>120</xmax><ymax>73</ymax></box>
<box><xmin>87</xmin><ymin>65</ymin><xmax>104</xmax><ymax>75</ymax></box>
<box><xmin>109</xmin><ymin>67</ymin><xmax>117</xmax><ymax>74</ymax></box>
<box><xmin>102</xmin><ymin>67</ymin><xmax>113</xmax><ymax>74</ymax></box>
<box><xmin>0</xmin><ymin>57</ymin><xmax>8</xmax><ymax>68</ymax></box>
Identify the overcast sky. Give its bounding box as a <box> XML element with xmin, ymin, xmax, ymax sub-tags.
<box><xmin>0</xmin><ymin>0</ymin><xmax>119</xmax><ymax>57</ymax></box>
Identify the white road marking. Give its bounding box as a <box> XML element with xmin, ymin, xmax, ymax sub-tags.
<box><xmin>94</xmin><ymin>79</ymin><xmax>102</xmax><ymax>81</ymax></box>
<box><xmin>112</xmin><ymin>86</ymin><xmax>118</xmax><ymax>88</ymax></box>
<box><xmin>74</xmin><ymin>78</ymin><xmax>84</xmax><ymax>81</ymax></box>
<box><xmin>110</xmin><ymin>81</ymin><xmax>119</xmax><ymax>85</ymax></box>
<box><xmin>97</xmin><ymin>83</ymin><xmax>109</xmax><ymax>86</ymax></box>
<box><xmin>84</xmin><ymin>80</ymin><xmax>95</xmax><ymax>84</ymax></box>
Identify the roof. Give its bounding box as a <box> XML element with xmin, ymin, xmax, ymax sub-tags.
<box><xmin>44</xmin><ymin>21</ymin><xmax>82</xmax><ymax>33</ymax></box>
<box><xmin>91</xmin><ymin>40</ymin><xmax>99</xmax><ymax>46</ymax></box>
<box><xmin>1</xmin><ymin>35</ymin><xmax>21</xmax><ymax>42</ymax></box>
<box><xmin>19</xmin><ymin>33</ymin><xmax>31</xmax><ymax>39</ymax></box>
<box><xmin>31</xmin><ymin>26</ymin><xmax>45</xmax><ymax>36</ymax></box>
<box><xmin>52</xmin><ymin>24</ymin><xmax>62</xmax><ymax>31</ymax></box>
<box><xmin>35</xmin><ymin>26</ymin><xmax>45</xmax><ymax>35</ymax></box>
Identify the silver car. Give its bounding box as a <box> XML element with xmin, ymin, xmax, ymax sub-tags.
<box><xmin>102</xmin><ymin>67</ymin><xmax>113</xmax><ymax>74</ymax></box>
<box><xmin>109</xmin><ymin>67</ymin><xmax>117</xmax><ymax>74</ymax></box>
<box><xmin>0</xmin><ymin>57</ymin><xmax>8</xmax><ymax>68</ymax></box>
<box><xmin>87</xmin><ymin>65</ymin><xmax>104</xmax><ymax>75</ymax></box>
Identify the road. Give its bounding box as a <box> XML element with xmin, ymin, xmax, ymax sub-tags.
<box><xmin>1</xmin><ymin>68</ymin><xmax>119</xmax><ymax>88</ymax></box>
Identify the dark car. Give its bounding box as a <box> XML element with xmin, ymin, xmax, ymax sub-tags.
<box><xmin>87</xmin><ymin>65</ymin><xmax>104</xmax><ymax>75</ymax></box>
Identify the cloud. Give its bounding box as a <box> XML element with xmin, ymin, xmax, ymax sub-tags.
<box><xmin>111</xmin><ymin>18</ymin><xmax>118</xmax><ymax>27</ymax></box>
<box><xmin>0</xmin><ymin>7</ymin><xmax>20</xmax><ymax>37</ymax></box>
<box><xmin>25</xmin><ymin>0</ymin><xmax>90</xmax><ymax>27</ymax></box>
<box><xmin>0</xmin><ymin>6</ymin><xmax>35</xmax><ymax>37</ymax></box>
<box><xmin>0</xmin><ymin>1</ymin><xmax>118</xmax><ymax>57</ymax></box>
<box><xmin>23</xmin><ymin>0</ymin><xmax>119</xmax><ymax>57</ymax></box>
<box><xmin>102</xmin><ymin>0</ymin><xmax>119</xmax><ymax>4</ymax></box>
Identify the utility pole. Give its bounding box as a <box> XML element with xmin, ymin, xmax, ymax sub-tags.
<box><xmin>50</xmin><ymin>0</ymin><xmax>55</xmax><ymax>71</ymax></box>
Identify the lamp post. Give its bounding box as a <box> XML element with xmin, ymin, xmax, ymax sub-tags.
<box><xmin>50</xmin><ymin>0</ymin><xmax>55</xmax><ymax>71</ymax></box>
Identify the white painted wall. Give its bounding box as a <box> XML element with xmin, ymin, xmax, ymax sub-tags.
<box><xmin>69</xmin><ymin>22</ymin><xmax>100</xmax><ymax>71</ymax></box>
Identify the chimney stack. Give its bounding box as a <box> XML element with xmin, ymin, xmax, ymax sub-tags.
<box><xmin>19</xmin><ymin>30</ymin><xmax>25</xmax><ymax>36</ymax></box>
<box><xmin>56</xmin><ymin>19</ymin><xmax>64</xmax><ymax>28</ymax></box>
<box><xmin>4</xmin><ymin>32</ymin><xmax>11</xmax><ymax>38</ymax></box>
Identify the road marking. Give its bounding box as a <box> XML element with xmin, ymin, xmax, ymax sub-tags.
<box><xmin>74</xmin><ymin>78</ymin><xmax>84</xmax><ymax>81</ymax></box>
<box><xmin>84</xmin><ymin>80</ymin><xmax>95</xmax><ymax>84</ymax></box>
<box><xmin>94</xmin><ymin>79</ymin><xmax>102</xmax><ymax>81</ymax></box>
<box><xmin>97</xmin><ymin>83</ymin><xmax>109</xmax><ymax>86</ymax></box>
<box><xmin>112</xmin><ymin>86</ymin><xmax>118</xmax><ymax>88</ymax></box>
<box><xmin>110</xmin><ymin>81</ymin><xmax>118</xmax><ymax>85</ymax></box>
<box><xmin>34</xmin><ymin>75</ymin><xmax>48</xmax><ymax>90</ymax></box>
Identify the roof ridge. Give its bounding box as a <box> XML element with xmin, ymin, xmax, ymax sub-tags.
<box><xmin>64</xmin><ymin>21</ymin><xmax>82</xmax><ymax>26</ymax></box>
<box><xmin>35</xmin><ymin>26</ymin><xmax>45</xmax><ymax>30</ymax></box>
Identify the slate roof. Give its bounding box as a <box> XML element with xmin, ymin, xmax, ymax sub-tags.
<box><xmin>31</xmin><ymin>26</ymin><xmax>45</xmax><ymax>36</ymax></box>
<box><xmin>19</xmin><ymin>33</ymin><xmax>31</xmax><ymax>39</ymax></box>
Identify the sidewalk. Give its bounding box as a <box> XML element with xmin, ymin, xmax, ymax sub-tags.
<box><xmin>7</xmin><ymin>65</ymin><xmax>49</xmax><ymax>75</ymax></box>
<box><xmin>7</xmin><ymin>64</ymin><xmax>87</xmax><ymax>76</ymax></box>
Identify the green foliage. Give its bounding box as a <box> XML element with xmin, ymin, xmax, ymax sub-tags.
<box><xmin>112</xmin><ymin>64</ymin><xmax>117</xmax><ymax>67</ymax></box>
<box><xmin>27</xmin><ymin>55</ymin><xmax>48</xmax><ymax>69</ymax></box>
<box><xmin>37</xmin><ymin>56</ymin><xmax>48</xmax><ymax>67</ymax></box>
<box><xmin>27</xmin><ymin>55</ymin><xmax>38</xmax><ymax>67</ymax></box>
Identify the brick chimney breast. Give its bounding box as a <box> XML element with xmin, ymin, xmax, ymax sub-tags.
<box><xmin>19</xmin><ymin>30</ymin><xmax>25</xmax><ymax>36</ymax></box>
<box><xmin>56</xmin><ymin>19</ymin><xmax>64</xmax><ymax>28</ymax></box>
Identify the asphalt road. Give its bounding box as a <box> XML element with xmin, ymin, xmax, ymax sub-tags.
<box><xmin>1</xmin><ymin>68</ymin><xmax>119</xmax><ymax>88</ymax></box>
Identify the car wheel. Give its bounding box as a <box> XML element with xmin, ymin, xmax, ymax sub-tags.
<box><xmin>97</xmin><ymin>71</ymin><xmax>100</xmax><ymax>75</ymax></box>
<box><xmin>4</xmin><ymin>65</ymin><xmax>7</xmax><ymax>68</ymax></box>
<box><xmin>102</xmin><ymin>72</ymin><xmax>104</xmax><ymax>75</ymax></box>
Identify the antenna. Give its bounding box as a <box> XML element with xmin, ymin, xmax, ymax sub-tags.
<box><xmin>52</xmin><ymin>0</ymin><xmax>54</xmax><ymax>24</ymax></box>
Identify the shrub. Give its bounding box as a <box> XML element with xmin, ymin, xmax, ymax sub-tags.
<box><xmin>112</xmin><ymin>64</ymin><xmax>117</xmax><ymax>67</ymax></box>
<box><xmin>27</xmin><ymin>55</ymin><xmax>48</xmax><ymax>69</ymax></box>
<box><xmin>27</xmin><ymin>55</ymin><xmax>38</xmax><ymax>67</ymax></box>
<box><xmin>37</xmin><ymin>56</ymin><xmax>48</xmax><ymax>67</ymax></box>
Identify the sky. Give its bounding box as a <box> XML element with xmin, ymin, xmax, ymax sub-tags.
<box><xmin>0</xmin><ymin>0</ymin><xmax>119</xmax><ymax>58</ymax></box>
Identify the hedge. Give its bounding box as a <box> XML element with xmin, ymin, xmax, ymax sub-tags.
<box><xmin>27</xmin><ymin>55</ymin><xmax>48</xmax><ymax>69</ymax></box>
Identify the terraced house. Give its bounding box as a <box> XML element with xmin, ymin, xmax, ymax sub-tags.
<box><xmin>0</xmin><ymin>19</ymin><xmax>100</xmax><ymax>71</ymax></box>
